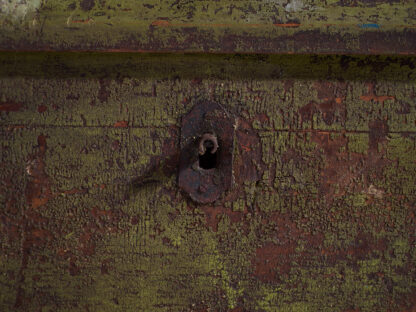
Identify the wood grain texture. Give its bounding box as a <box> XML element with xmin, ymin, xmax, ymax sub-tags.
<box><xmin>1</xmin><ymin>0</ymin><xmax>416</xmax><ymax>53</ymax></box>
<box><xmin>0</xmin><ymin>53</ymin><xmax>415</xmax><ymax>311</ymax></box>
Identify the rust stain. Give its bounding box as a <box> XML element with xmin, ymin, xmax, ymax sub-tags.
<box><xmin>300</xmin><ymin>82</ymin><xmax>347</xmax><ymax>126</ymax></box>
<box><xmin>94</xmin><ymin>183</ymin><xmax>106</xmax><ymax>189</ymax></box>
<box><xmin>321</xmin><ymin>233</ymin><xmax>387</xmax><ymax>263</ymax></box>
<box><xmin>0</xmin><ymin>101</ymin><xmax>23</xmax><ymax>112</ymax></box>
<box><xmin>253</xmin><ymin>241</ymin><xmax>295</xmax><ymax>282</ymax></box>
<box><xmin>368</xmin><ymin>119</ymin><xmax>389</xmax><ymax>151</ymax></box>
<box><xmin>13</xmin><ymin>134</ymin><xmax>114</xmax><ymax>307</ymax></box>
<box><xmin>6</xmin><ymin>125</ymin><xmax>26</xmax><ymax>131</ymax></box>
<box><xmin>37</xmin><ymin>105</ymin><xmax>47</xmax><ymax>113</ymax></box>
<box><xmin>200</xmin><ymin>203</ymin><xmax>243</xmax><ymax>232</ymax></box>
<box><xmin>151</xmin><ymin>20</ymin><xmax>170</xmax><ymax>27</ymax></box>
<box><xmin>77</xmin><ymin>207</ymin><xmax>124</xmax><ymax>257</ymax></box>
<box><xmin>360</xmin><ymin>95</ymin><xmax>395</xmax><ymax>103</ymax></box>
<box><xmin>311</xmin><ymin>132</ymin><xmax>362</xmax><ymax>199</ymax></box>
<box><xmin>113</xmin><ymin>120</ymin><xmax>128</xmax><ymax>128</ymax></box>
<box><xmin>91</xmin><ymin>206</ymin><xmax>116</xmax><ymax>219</ymax></box>
<box><xmin>273</xmin><ymin>23</ymin><xmax>301</xmax><ymax>28</ymax></box>
<box><xmin>25</xmin><ymin>135</ymin><xmax>52</xmax><ymax>210</ymax></box>
<box><xmin>15</xmin><ymin>134</ymin><xmax>52</xmax><ymax>308</ymax></box>
<box><xmin>78</xmin><ymin>230</ymin><xmax>96</xmax><ymax>256</ymax></box>
<box><xmin>252</xmin><ymin>213</ymin><xmax>303</xmax><ymax>282</ymax></box>
<box><xmin>235</xmin><ymin>117</ymin><xmax>262</xmax><ymax>184</ymax></box>
<box><xmin>360</xmin><ymin>83</ymin><xmax>395</xmax><ymax>103</ymax></box>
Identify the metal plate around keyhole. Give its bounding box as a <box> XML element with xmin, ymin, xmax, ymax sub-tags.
<box><xmin>178</xmin><ymin>101</ymin><xmax>235</xmax><ymax>204</ymax></box>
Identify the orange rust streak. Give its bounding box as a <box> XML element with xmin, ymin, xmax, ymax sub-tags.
<box><xmin>151</xmin><ymin>20</ymin><xmax>170</xmax><ymax>26</ymax></box>
<box><xmin>7</xmin><ymin>125</ymin><xmax>26</xmax><ymax>130</ymax></box>
<box><xmin>241</xmin><ymin>144</ymin><xmax>251</xmax><ymax>152</ymax></box>
<box><xmin>360</xmin><ymin>95</ymin><xmax>395</xmax><ymax>103</ymax></box>
<box><xmin>113</xmin><ymin>120</ymin><xmax>128</xmax><ymax>128</ymax></box>
<box><xmin>273</xmin><ymin>23</ymin><xmax>301</xmax><ymax>27</ymax></box>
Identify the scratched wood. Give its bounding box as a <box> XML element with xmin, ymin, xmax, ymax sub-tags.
<box><xmin>0</xmin><ymin>53</ymin><xmax>415</xmax><ymax>311</ymax></box>
<box><xmin>1</xmin><ymin>0</ymin><xmax>416</xmax><ymax>53</ymax></box>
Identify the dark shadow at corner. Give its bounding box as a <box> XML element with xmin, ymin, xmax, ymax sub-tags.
<box><xmin>0</xmin><ymin>52</ymin><xmax>415</xmax><ymax>82</ymax></box>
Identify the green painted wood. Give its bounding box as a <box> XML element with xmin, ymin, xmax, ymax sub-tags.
<box><xmin>0</xmin><ymin>53</ymin><xmax>415</xmax><ymax>311</ymax></box>
<box><xmin>1</xmin><ymin>0</ymin><xmax>416</xmax><ymax>53</ymax></box>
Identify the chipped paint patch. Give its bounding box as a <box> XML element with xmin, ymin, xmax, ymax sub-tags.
<box><xmin>360</xmin><ymin>23</ymin><xmax>380</xmax><ymax>29</ymax></box>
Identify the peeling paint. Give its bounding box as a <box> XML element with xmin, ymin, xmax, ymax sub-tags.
<box><xmin>0</xmin><ymin>53</ymin><xmax>415</xmax><ymax>311</ymax></box>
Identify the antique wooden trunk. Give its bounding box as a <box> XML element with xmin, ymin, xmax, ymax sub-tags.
<box><xmin>1</xmin><ymin>1</ymin><xmax>415</xmax><ymax>311</ymax></box>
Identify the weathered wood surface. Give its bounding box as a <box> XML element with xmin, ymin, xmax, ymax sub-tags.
<box><xmin>0</xmin><ymin>53</ymin><xmax>416</xmax><ymax>311</ymax></box>
<box><xmin>1</xmin><ymin>0</ymin><xmax>416</xmax><ymax>54</ymax></box>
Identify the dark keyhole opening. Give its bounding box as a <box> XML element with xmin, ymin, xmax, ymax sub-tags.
<box><xmin>199</xmin><ymin>140</ymin><xmax>217</xmax><ymax>169</ymax></box>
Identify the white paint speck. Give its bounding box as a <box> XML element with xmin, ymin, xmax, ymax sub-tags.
<box><xmin>285</xmin><ymin>0</ymin><xmax>304</xmax><ymax>13</ymax></box>
<box><xmin>0</xmin><ymin>0</ymin><xmax>41</xmax><ymax>20</ymax></box>
<box><xmin>367</xmin><ymin>184</ymin><xmax>384</xmax><ymax>199</ymax></box>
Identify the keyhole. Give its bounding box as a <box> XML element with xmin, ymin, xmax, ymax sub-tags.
<box><xmin>198</xmin><ymin>134</ymin><xmax>218</xmax><ymax>170</ymax></box>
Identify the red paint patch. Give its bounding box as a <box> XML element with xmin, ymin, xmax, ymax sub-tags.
<box><xmin>113</xmin><ymin>120</ymin><xmax>128</xmax><ymax>128</ymax></box>
<box><xmin>0</xmin><ymin>101</ymin><xmax>23</xmax><ymax>112</ymax></box>
<box><xmin>37</xmin><ymin>105</ymin><xmax>47</xmax><ymax>113</ymax></box>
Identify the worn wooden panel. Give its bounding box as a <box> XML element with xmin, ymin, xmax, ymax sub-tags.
<box><xmin>1</xmin><ymin>0</ymin><xmax>416</xmax><ymax>54</ymax></box>
<box><xmin>0</xmin><ymin>53</ymin><xmax>415</xmax><ymax>311</ymax></box>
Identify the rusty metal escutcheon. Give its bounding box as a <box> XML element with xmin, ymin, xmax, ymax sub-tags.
<box><xmin>178</xmin><ymin>101</ymin><xmax>234</xmax><ymax>204</ymax></box>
